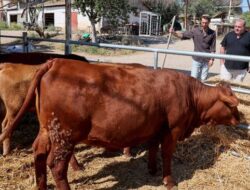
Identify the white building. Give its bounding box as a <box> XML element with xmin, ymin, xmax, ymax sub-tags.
<box><xmin>1</xmin><ymin>0</ymin><xmax>146</xmax><ymax>33</ymax></box>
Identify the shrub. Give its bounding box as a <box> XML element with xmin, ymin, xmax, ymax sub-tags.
<box><xmin>0</xmin><ymin>21</ymin><xmax>8</xmax><ymax>29</ymax></box>
<box><xmin>71</xmin><ymin>45</ymin><xmax>134</xmax><ymax>55</ymax></box>
<box><xmin>46</xmin><ymin>25</ymin><xmax>56</xmax><ymax>31</ymax></box>
<box><xmin>9</xmin><ymin>22</ymin><xmax>23</xmax><ymax>30</ymax></box>
<box><xmin>242</xmin><ymin>12</ymin><xmax>250</xmax><ymax>28</ymax></box>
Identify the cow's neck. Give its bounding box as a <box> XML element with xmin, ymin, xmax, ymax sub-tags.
<box><xmin>192</xmin><ymin>82</ymin><xmax>218</xmax><ymax>124</ymax></box>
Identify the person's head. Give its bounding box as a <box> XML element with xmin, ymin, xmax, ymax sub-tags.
<box><xmin>201</xmin><ymin>15</ymin><xmax>211</xmax><ymax>30</ymax></box>
<box><xmin>234</xmin><ymin>19</ymin><xmax>246</xmax><ymax>35</ymax></box>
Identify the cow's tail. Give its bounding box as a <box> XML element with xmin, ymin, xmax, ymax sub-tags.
<box><xmin>0</xmin><ymin>60</ymin><xmax>53</xmax><ymax>143</ymax></box>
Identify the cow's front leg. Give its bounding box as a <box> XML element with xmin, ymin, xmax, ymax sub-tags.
<box><xmin>147</xmin><ymin>139</ymin><xmax>160</xmax><ymax>175</ymax></box>
<box><xmin>161</xmin><ymin>128</ymin><xmax>180</xmax><ymax>190</ymax></box>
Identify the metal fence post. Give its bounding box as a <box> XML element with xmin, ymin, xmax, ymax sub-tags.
<box><xmin>154</xmin><ymin>51</ymin><xmax>158</xmax><ymax>69</ymax></box>
<box><xmin>0</xmin><ymin>30</ymin><xmax>1</xmax><ymax>52</ymax></box>
<box><xmin>22</xmin><ymin>32</ymin><xmax>28</xmax><ymax>53</ymax></box>
<box><xmin>65</xmin><ymin>0</ymin><xmax>72</xmax><ymax>55</ymax></box>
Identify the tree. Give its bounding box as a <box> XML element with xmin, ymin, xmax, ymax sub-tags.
<box><xmin>96</xmin><ymin>0</ymin><xmax>130</xmax><ymax>28</ymax></box>
<box><xmin>186</xmin><ymin>0</ymin><xmax>243</xmax><ymax>18</ymax></box>
<box><xmin>73</xmin><ymin>0</ymin><xmax>99</xmax><ymax>43</ymax></box>
<box><xmin>141</xmin><ymin>0</ymin><xmax>181</xmax><ymax>27</ymax></box>
<box><xmin>73</xmin><ymin>0</ymin><xmax>131</xmax><ymax>43</ymax></box>
<box><xmin>188</xmin><ymin>0</ymin><xmax>217</xmax><ymax>18</ymax></box>
<box><xmin>242</xmin><ymin>11</ymin><xmax>250</xmax><ymax>27</ymax></box>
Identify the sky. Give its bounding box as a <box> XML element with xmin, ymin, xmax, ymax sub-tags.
<box><xmin>242</xmin><ymin>0</ymin><xmax>249</xmax><ymax>12</ymax></box>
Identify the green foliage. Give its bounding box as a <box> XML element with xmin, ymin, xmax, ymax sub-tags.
<box><xmin>96</xmin><ymin>0</ymin><xmax>130</xmax><ymax>27</ymax></box>
<box><xmin>46</xmin><ymin>24</ymin><xmax>56</xmax><ymax>31</ymax></box>
<box><xmin>159</xmin><ymin>3</ymin><xmax>180</xmax><ymax>26</ymax></box>
<box><xmin>187</xmin><ymin>0</ymin><xmax>217</xmax><ymax>18</ymax></box>
<box><xmin>9</xmin><ymin>22</ymin><xmax>23</xmax><ymax>30</ymax></box>
<box><xmin>28</xmin><ymin>32</ymin><xmax>40</xmax><ymax>38</ymax></box>
<box><xmin>73</xmin><ymin>0</ymin><xmax>100</xmax><ymax>24</ymax></box>
<box><xmin>0</xmin><ymin>21</ymin><xmax>8</xmax><ymax>29</ymax></box>
<box><xmin>242</xmin><ymin>12</ymin><xmax>250</xmax><ymax>27</ymax></box>
<box><xmin>142</xmin><ymin>1</ymin><xmax>181</xmax><ymax>26</ymax></box>
<box><xmin>73</xmin><ymin>0</ymin><xmax>131</xmax><ymax>27</ymax></box>
<box><xmin>73</xmin><ymin>0</ymin><xmax>131</xmax><ymax>42</ymax></box>
<box><xmin>71</xmin><ymin>45</ymin><xmax>134</xmax><ymax>56</ymax></box>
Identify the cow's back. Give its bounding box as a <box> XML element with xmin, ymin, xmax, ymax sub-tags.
<box><xmin>0</xmin><ymin>52</ymin><xmax>88</xmax><ymax>64</ymax></box>
<box><xmin>0</xmin><ymin>63</ymin><xmax>41</xmax><ymax>114</ymax></box>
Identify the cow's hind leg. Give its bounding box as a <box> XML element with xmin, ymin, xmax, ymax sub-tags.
<box><xmin>33</xmin><ymin>132</ymin><xmax>50</xmax><ymax>190</ymax></box>
<box><xmin>69</xmin><ymin>154</ymin><xmax>81</xmax><ymax>171</ymax></box>
<box><xmin>123</xmin><ymin>147</ymin><xmax>132</xmax><ymax>157</ymax></box>
<box><xmin>2</xmin><ymin>115</ymin><xmax>11</xmax><ymax>155</ymax></box>
<box><xmin>47</xmin><ymin>145</ymin><xmax>73</xmax><ymax>190</ymax></box>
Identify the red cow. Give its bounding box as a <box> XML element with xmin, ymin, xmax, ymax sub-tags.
<box><xmin>0</xmin><ymin>58</ymin><xmax>240</xmax><ymax>190</ymax></box>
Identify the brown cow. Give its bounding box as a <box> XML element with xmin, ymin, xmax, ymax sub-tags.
<box><xmin>0</xmin><ymin>52</ymin><xmax>88</xmax><ymax>156</ymax></box>
<box><xmin>0</xmin><ymin>58</ymin><xmax>240</xmax><ymax>190</ymax></box>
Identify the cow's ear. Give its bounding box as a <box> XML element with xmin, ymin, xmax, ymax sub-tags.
<box><xmin>219</xmin><ymin>91</ymin><xmax>239</xmax><ymax>107</ymax></box>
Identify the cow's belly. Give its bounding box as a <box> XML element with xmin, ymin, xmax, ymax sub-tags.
<box><xmin>85</xmin><ymin>97</ymin><xmax>162</xmax><ymax>148</ymax></box>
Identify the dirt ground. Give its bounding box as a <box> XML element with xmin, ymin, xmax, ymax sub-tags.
<box><xmin>0</xmin><ymin>31</ymin><xmax>249</xmax><ymax>190</ymax></box>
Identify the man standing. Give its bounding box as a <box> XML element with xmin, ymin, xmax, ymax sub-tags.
<box><xmin>169</xmin><ymin>15</ymin><xmax>216</xmax><ymax>81</ymax></box>
<box><xmin>220</xmin><ymin>18</ymin><xmax>250</xmax><ymax>82</ymax></box>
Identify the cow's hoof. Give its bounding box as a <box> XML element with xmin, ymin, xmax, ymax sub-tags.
<box><xmin>163</xmin><ymin>176</ymin><xmax>177</xmax><ymax>190</ymax></box>
<box><xmin>123</xmin><ymin>151</ymin><xmax>132</xmax><ymax>158</ymax></box>
<box><xmin>123</xmin><ymin>147</ymin><xmax>132</xmax><ymax>157</ymax></box>
<box><xmin>71</xmin><ymin>163</ymin><xmax>83</xmax><ymax>171</ymax></box>
<box><xmin>2</xmin><ymin>148</ymin><xmax>10</xmax><ymax>156</ymax></box>
<box><xmin>2</xmin><ymin>152</ymin><xmax>9</xmax><ymax>156</ymax></box>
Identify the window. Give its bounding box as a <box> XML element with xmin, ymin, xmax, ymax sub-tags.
<box><xmin>45</xmin><ymin>13</ymin><xmax>54</xmax><ymax>27</ymax></box>
<box><xmin>10</xmin><ymin>15</ymin><xmax>17</xmax><ymax>23</ymax></box>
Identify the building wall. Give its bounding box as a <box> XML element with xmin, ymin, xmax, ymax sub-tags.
<box><xmin>6</xmin><ymin>9</ymin><xmax>25</xmax><ymax>26</ymax></box>
<box><xmin>5</xmin><ymin>6</ymin><xmax>103</xmax><ymax>32</ymax></box>
<box><xmin>37</xmin><ymin>6</ymin><xmax>65</xmax><ymax>28</ymax></box>
<box><xmin>5</xmin><ymin>6</ymin><xmax>140</xmax><ymax>33</ymax></box>
<box><xmin>77</xmin><ymin>13</ymin><xmax>102</xmax><ymax>32</ymax></box>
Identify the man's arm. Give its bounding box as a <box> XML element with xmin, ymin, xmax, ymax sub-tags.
<box><xmin>169</xmin><ymin>28</ymin><xmax>183</xmax><ymax>38</ymax></box>
<box><xmin>208</xmin><ymin>34</ymin><xmax>216</xmax><ymax>67</ymax></box>
<box><xmin>220</xmin><ymin>46</ymin><xmax>226</xmax><ymax>65</ymax></box>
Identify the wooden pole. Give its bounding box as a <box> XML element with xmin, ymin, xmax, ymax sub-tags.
<box><xmin>184</xmin><ymin>0</ymin><xmax>188</xmax><ymax>29</ymax></box>
<box><xmin>247</xmin><ymin>0</ymin><xmax>250</xmax><ymax>11</ymax></box>
<box><xmin>228</xmin><ymin>0</ymin><xmax>232</xmax><ymax>21</ymax></box>
<box><xmin>161</xmin><ymin>15</ymin><xmax>176</xmax><ymax>69</ymax></box>
<box><xmin>42</xmin><ymin>2</ymin><xmax>45</xmax><ymax>32</ymax></box>
<box><xmin>65</xmin><ymin>0</ymin><xmax>71</xmax><ymax>55</ymax></box>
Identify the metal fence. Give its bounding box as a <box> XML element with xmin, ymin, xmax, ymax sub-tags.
<box><xmin>1</xmin><ymin>32</ymin><xmax>250</xmax><ymax>95</ymax></box>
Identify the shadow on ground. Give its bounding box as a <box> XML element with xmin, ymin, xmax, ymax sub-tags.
<box><xmin>69</xmin><ymin>132</ymin><xmax>236</xmax><ymax>190</ymax></box>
